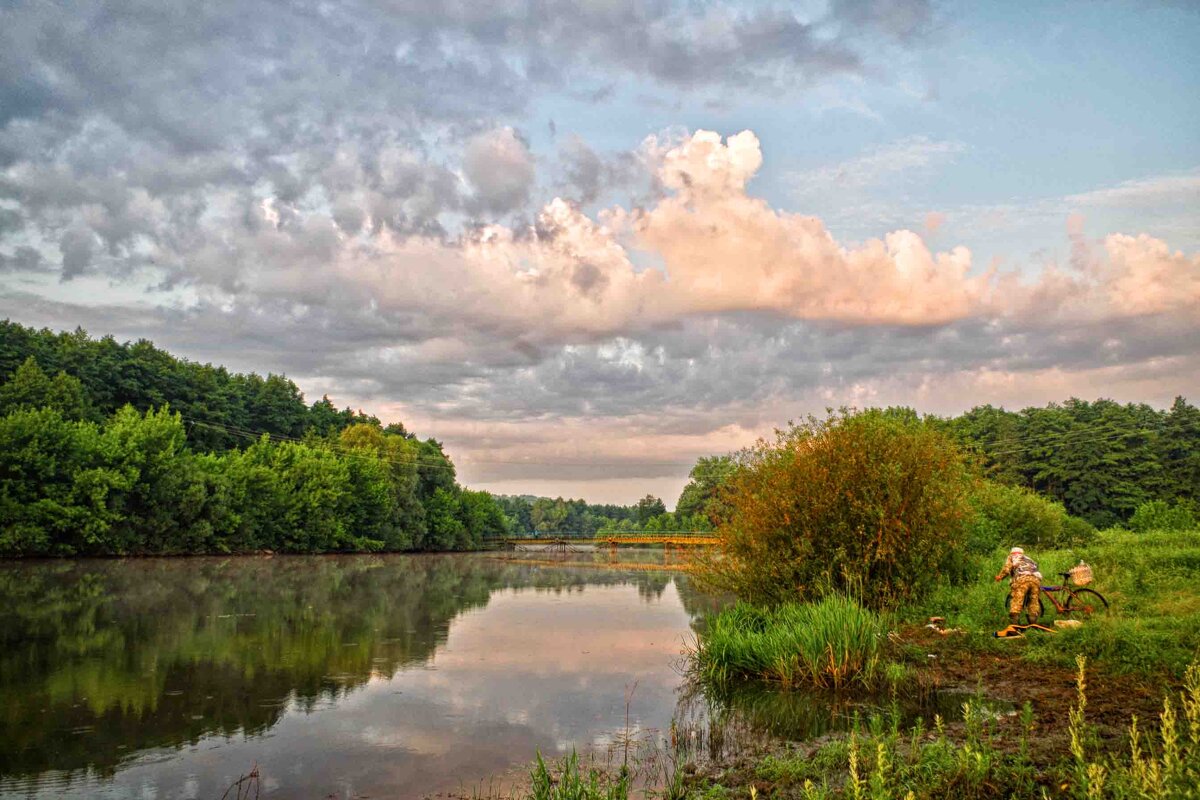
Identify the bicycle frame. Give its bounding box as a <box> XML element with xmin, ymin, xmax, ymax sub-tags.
<box><xmin>1037</xmin><ymin>583</ymin><xmax>1072</xmax><ymax>614</ymax></box>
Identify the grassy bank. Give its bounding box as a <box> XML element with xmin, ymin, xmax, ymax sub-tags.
<box><xmin>690</xmin><ymin>597</ymin><xmax>887</xmax><ymax>691</ymax></box>
<box><xmin>672</xmin><ymin>528</ymin><xmax>1200</xmax><ymax>798</ymax></box>
<box><xmin>908</xmin><ymin>528</ymin><xmax>1200</xmax><ymax>677</ymax></box>
<box><xmin>692</xmin><ymin>528</ymin><xmax>1200</xmax><ymax>694</ymax></box>
<box><xmin>688</xmin><ymin>656</ymin><xmax>1200</xmax><ymax>800</ymax></box>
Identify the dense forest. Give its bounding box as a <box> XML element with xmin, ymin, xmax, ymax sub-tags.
<box><xmin>0</xmin><ymin>321</ymin><xmax>510</xmax><ymax>556</ymax></box>
<box><xmin>942</xmin><ymin>398</ymin><xmax>1199</xmax><ymax>528</ymax></box>
<box><xmin>0</xmin><ymin>321</ymin><xmax>697</xmax><ymax>556</ymax></box>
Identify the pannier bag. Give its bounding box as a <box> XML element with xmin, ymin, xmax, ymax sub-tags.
<box><xmin>1069</xmin><ymin>561</ymin><xmax>1093</xmax><ymax>586</ymax></box>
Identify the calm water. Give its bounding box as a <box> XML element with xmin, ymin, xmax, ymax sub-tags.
<box><xmin>0</xmin><ymin>552</ymin><xmax>721</xmax><ymax>800</ymax></box>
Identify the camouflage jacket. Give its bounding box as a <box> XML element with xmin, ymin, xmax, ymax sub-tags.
<box><xmin>996</xmin><ymin>554</ymin><xmax>1040</xmax><ymax>581</ymax></box>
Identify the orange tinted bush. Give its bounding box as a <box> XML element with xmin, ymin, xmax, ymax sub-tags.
<box><xmin>698</xmin><ymin>409</ymin><xmax>973</xmax><ymax>608</ymax></box>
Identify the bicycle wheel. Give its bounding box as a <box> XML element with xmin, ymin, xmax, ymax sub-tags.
<box><xmin>1065</xmin><ymin>588</ymin><xmax>1109</xmax><ymax>617</ymax></box>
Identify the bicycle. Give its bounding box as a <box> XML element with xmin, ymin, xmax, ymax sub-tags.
<box><xmin>1005</xmin><ymin>570</ymin><xmax>1110</xmax><ymax>619</ymax></box>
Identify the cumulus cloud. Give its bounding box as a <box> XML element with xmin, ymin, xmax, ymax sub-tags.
<box><xmin>6</xmin><ymin>126</ymin><xmax>1181</xmax><ymax>488</ymax></box>
<box><xmin>1057</xmin><ymin>233</ymin><xmax>1200</xmax><ymax>320</ymax></box>
<box><xmin>556</xmin><ymin>136</ymin><xmax>646</xmax><ymax>206</ymax></box>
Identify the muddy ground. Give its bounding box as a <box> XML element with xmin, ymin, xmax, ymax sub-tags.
<box><xmin>679</xmin><ymin>625</ymin><xmax>1179</xmax><ymax>797</ymax></box>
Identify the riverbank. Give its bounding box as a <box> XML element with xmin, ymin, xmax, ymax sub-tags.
<box><xmin>693</xmin><ymin>528</ymin><xmax>1200</xmax><ymax>798</ymax></box>
<box><xmin>475</xmin><ymin>528</ymin><xmax>1200</xmax><ymax>799</ymax></box>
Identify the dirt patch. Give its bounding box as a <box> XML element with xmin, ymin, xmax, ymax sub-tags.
<box><xmin>891</xmin><ymin>623</ymin><xmax>1172</xmax><ymax>767</ymax></box>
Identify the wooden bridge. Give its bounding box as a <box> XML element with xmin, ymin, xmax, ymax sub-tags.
<box><xmin>484</xmin><ymin>531</ymin><xmax>720</xmax><ymax>550</ymax></box>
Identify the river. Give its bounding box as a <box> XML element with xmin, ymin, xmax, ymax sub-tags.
<box><xmin>0</xmin><ymin>551</ymin><xmax>723</xmax><ymax>799</ymax></box>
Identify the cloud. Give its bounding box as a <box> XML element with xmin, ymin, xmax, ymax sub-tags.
<box><xmin>0</xmin><ymin>0</ymin><xmax>943</xmax><ymax>291</ymax></box>
<box><xmin>829</xmin><ymin>0</ymin><xmax>935</xmax><ymax>42</ymax></box>
<box><xmin>556</xmin><ymin>136</ymin><xmax>645</xmax><ymax>206</ymax></box>
<box><xmin>7</xmin><ymin>128</ymin><xmax>1195</xmax><ymax>397</ymax></box>
<box><xmin>789</xmin><ymin>136</ymin><xmax>966</xmax><ymax>198</ymax></box>
<box><xmin>1062</xmin><ymin>171</ymin><xmax>1200</xmax><ymax>209</ymax></box>
<box><xmin>2</xmin><ymin>2</ymin><xmax>1197</xmax><ymax>500</ymax></box>
<box><xmin>463</xmin><ymin>129</ymin><xmax>536</xmax><ymax>215</ymax></box>
<box><xmin>1082</xmin><ymin>233</ymin><xmax>1200</xmax><ymax>318</ymax></box>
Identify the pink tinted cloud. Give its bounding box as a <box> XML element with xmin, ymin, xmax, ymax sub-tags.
<box><xmin>219</xmin><ymin>130</ymin><xmax>1198</xmax><ymax>346</ymax></box>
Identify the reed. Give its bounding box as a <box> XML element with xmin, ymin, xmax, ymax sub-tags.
<box><xmin>691</xmin><ymin>596</ymin><xmax>886</xmax><ymax>691</ymax></box>
<box><xmin>528</xmin><ymin>750</ymin><xmax>629</xmax><ymax>800</ymax></box>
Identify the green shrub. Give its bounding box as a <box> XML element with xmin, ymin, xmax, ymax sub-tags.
<box><xmin>1129</xmin><ymin>499</ymin><xmax>1197</xmax><ymax>533</ymax></box>
<box><xmin>691</xmin><ymin>596</ymin><xmax>885</xmax><ymax>690</ymax></box>
<box><xmin>698</xmin><ymin>409</ymin><xmax>973</xmax><ymax>608</ymax></box>
<box><xmin>966</xmin><ymin>481</ymin><xmax>1095</xmax><ymax>553</ymax></box>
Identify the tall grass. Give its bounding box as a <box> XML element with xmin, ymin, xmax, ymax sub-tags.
<box><xmin>691</xmin><ymin>596</ymin><xmax>885</xmax><ymax>690</ymax></box>
<box><xmin>528</xmin><ymin>750</ymin><xmax>629</xmax><ymax>800</ymax></box>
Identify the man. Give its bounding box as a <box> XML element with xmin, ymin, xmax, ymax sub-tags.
<box><xmin>994</xmin><ymin>546</ymin><xmax>1042</xmax><ymax>626</ymax></box>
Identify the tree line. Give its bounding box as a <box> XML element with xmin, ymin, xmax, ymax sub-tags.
<box><xmin>0</xmin><ymin>322</ymin><xmax>509</xmax><ymax>556</ymax></box>
<box><xmin>672</xmin><ymin>401</ymin><xmax>1199</xmax><ymax>534</ymax></box>
<box><xmin>492</xmin><ymin>493</ymin><xmax>712</xmax><ymax>536</ymax></box>
<box><xmin>942</xmin><ymin>397</ymin><xmax>1199</xmax><ymax>528</ymax></box>
<box><xmin>0</xmin><ymin>320</ymin><xmax>389</xmax><ymax>448</ymax></box>
<box><xmin>3</xmin><ymin>321</ymin><xmax>1194</xmax><ymax>553</ymax></box>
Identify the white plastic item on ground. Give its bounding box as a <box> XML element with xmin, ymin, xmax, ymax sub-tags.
<box><xmin>1055</xmin><ymin>619</ymin><xmax>1083</xmax><ymax>629</ymax></box>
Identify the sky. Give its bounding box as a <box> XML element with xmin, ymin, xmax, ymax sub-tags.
<box><xmin>1</xmin><ymin>0</ymin><xmax>1198</xmax><ymax>505</ymax></box>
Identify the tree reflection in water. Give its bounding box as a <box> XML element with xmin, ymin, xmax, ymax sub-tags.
<box><xmin>0</xmin><ymin>553</ymin><xmax>715</xmax><ymax>788</ymax></box>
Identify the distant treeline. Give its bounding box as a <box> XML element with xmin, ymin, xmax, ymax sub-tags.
<box><xmin>494</xmin><ymin>493</ymin><xmax>712</xmax><ymax>536</ymax></box>
<box><xmin>0</xmin><ymin>321</ymin><xmax>510</xmax><ymax>556</ymax></box>
<box><xmin>942</xmin><ymin>398</ymin><xmax>1199</xmax><ymax>528</ymax></box>
<box><xmin>665</xmin><ymin>404</ymin><xmax>1200</xmax><ymax>533</ymax></box>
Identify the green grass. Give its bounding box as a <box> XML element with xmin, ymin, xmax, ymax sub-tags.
<box><xmin>909</xmin><ymin>528</ymin><xmax>1200</xmax><ymax>676</ymax></box>
<box><xmin>691</xmin><ymin>657</ymin><xmax>1200</xmax><ymax>799</ymax></box>
<box><xmin>528</xmin><ymin>750</ymin><xmax>629</xmax><ymax>800</ymax></box>
<box><xmin>691</xmin><ymin>596</ymin><xmax>886</xmax><ymax>691</ymax></box>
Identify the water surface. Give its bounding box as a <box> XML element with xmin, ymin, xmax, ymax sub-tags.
<box><xmin>0</xmin><ymin>552</ymin><xmax>717</xmax><ymax>799</ymax></box>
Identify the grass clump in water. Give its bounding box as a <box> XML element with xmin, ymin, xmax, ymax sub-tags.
<box><xmin>528</xmin><ymin>750</ymin><xmax>629</xmax><ymax>800</ymax></box>
<box><xmin>692</xmin><ymin>596</ymin><xmax>885</xmax><ymax>691</ymax></box>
